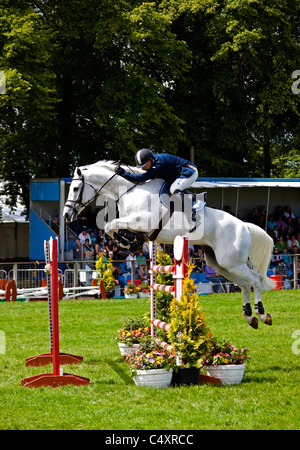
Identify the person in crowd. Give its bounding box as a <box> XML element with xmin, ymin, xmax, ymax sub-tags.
<box><xmin>193</xmin><ymin>247</ymin><xmax>205</xmax><ymax>273</ymax></box>
<box><xmin>126</xmin><ymin>249</ymin><xmax>139</xmax><ymax>275</ymax></box>
<box><xmin>105</xmin><ymin>239</ymin><xmax>114</xmax><ymax>254</ymax></box>
<box><xmin>283</xmin><ymin>205</ymin><xmax>295</xmax><ymax>222</ymax></box>
<box><xmin>111</xmin><ymin>262</ymin><xmax>124</xmax><ymax>295</ymax></box>
<box><xmin>291</xmin><ymin>245</ymin><xmax>299</xmax><ymax>255</ymax></box>
<box><xmin>276</xmin><ymin>260</ymin><xmax>290</xmax><ymax>289</ymax></box>
<box><xmin>204</xmin><ymin>265</ymin><xmax>225</xmax><ymax>293</ymax></box>
<box><xmin>275</xmin><ymin>235</ymin><xmax>287</xmax><ymax>253</ymax></box>
<box><xmin>51</xmin><ymin>216</ymin><xmax>59</xmax><ymax>234</ymax></box>
<box><xmin>73</xmin><ymin>239</ymin><xmax>83</xmax><ymax>266</ymax></box>
<box><xmin>287</xmin><ymin>235</ymin><xmax>299</xmax><ymax>251</ymax></box>
<box><xmin>142</xmin><ymin>241</ymin><xmax>149</xmax><ymax>258</ymax></box>
<box><xmin>270</xmin><ymin>247</ymin><xmax>282</xmax><ymax>268</ymax></box>
<box><xmin>137</xmin><ymin>250</ymin><xmax>146</xmax><ymax>266</ymax></box>
<box><xmin>90</xmin><ymin>230</ymin><xmax>97</xmax><ymax>246</ymax></box>
<box><xmin>276</xmin><ymin>214</ymin><xmax>286</xmax><ymax>230</ymax></box>
<box><xmin>281</xmin><ymin>247</ymin><xmax>293</xmax><ymax>270</ymax></box>
<box><xmin>267</xmin><ymin>214</ymin><xmax>277</xmax><ymax>232</ymax></box>
<box><xmin>137</xmin><ymin>263</ymin><xmax>149</xmax><ymax>284</ymax></box>
<box><xmin>79</xmin><ymin>227</ymin><xmax>91</xmax><ymax>245</ymax></box>
<box><xmin>270</xmin><ymin>225</ymin><xmax>280</xmax><ymax>243</ymax></box>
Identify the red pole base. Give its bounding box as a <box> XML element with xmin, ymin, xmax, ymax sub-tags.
<box><xmin>25</xmin><ymin>352</ymin><xmax>84</xmax><ymax>367</ymax></box>
<box><xmin>21</xmin><ymin>372</ymin><xmax>90</xmax><ymax>388</ymax></box>
<box><xmin>199</xmin><ymin>373</ymin><xmax>221</xmax><ymax>386</ymax></box>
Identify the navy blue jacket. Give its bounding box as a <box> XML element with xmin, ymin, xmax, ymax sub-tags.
<box><xmin>122</xmin><ymin>153</ymin><xmax>196</xmax><ymax>184</ymax></box>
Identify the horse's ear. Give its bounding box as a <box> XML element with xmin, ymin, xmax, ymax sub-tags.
<box><xmin>76</xmin><ymin>168</ymin><xmax>82</xmax><ymax>177</ymax></box>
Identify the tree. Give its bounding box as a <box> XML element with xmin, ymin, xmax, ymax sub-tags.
<box><xmin>0</xmin><ymin>0</ymin><xmax>192</xmax><ymax>212</ymax></box>
<box><xmin>0</xmin><ymin>0</ymin><xmax>299</xmax><ymax>213</ymax></box>
<box><xmin>170</xmin><ymin>0</ymin><xmax>300</xmax><ymax>176</ymax></box>
<box><xmin>0</xmin><ymin>3</ymin><xmax>58</xmax><ymax>211</ymax></box>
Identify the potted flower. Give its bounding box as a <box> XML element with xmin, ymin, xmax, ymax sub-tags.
<box><xmin>125</xmin><ymin>338</ymin><xmax>177</xmax><ymax>388</ymax></box>
<box><xmin>117</xmin><ymin>318</ymin><xmax>151</xmax><ymax>356</ymax></box>
<box><xmin>124</xmin><ymin>283</ymin><xmax>138</xmax><ymax>299</ymax></box>
<box><xmin>95</xmin><ymin>253</ymin><xmax>115</xmax><ymax>298</ymax></box>
<box><xmin>202</xmin><ymin>336</ymin><xmax>252</xmax><ymax>385</ymax></box>
<box><xmin>167</xmin><ymin>268</ymin><xmax>211</xmax><ymax>386</ymax></box>
<box><xmin>137</xmin><ymin>282</ymin><xmax>150</xmax><ymax>298</ymax></box>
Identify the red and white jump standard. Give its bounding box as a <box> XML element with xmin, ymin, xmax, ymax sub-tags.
<box><xmin>149</xmin><ymin>235</ymin><xmax>188</xmax><ymax>338</ymax></box>
<box><xmin>21</xmin><ymin>238</ymin><xmax>90</xmax><ymax>388</ymax></box>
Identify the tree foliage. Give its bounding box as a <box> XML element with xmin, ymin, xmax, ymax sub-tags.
<box><xmin>0</xmin><ymin>0</ymin><xmax>299</xmax><ymax>211</ymax></box>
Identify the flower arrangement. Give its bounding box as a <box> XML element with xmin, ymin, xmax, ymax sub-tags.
<box><xmin>167</xmin><ymin>264</ymin><xmax>211</xmax><ymax>368</ymax></box>
<box><xmin>203</xmin><ymin>336</ymin><xmax>252</xmax><ymax>366</ymax></box>
<box><xmin>125</xmin><ymin>338</ymin><xmax>177</xmax><ymax>374</ymax></box>
<box><xmin>117</xmin><ymin>318</ymin><xmax>151</xmax><ymax>346</ymax></box>
<box><xmin>136</xmin><ymin>282</ymin><xmax>150</xmax><ymax>294</ymax></box>
<box><xmin>124</xmin><ymin>283</ymin><xmax>138</xmax><ymax>295</ymax></box>
<box><xmin>95</xmin><ymin>252</ymin><xmax>115</xmax><ymax>292</ymax></box>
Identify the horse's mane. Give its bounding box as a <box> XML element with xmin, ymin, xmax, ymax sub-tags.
<box><xmin>87</xmin><ymin>159</ymin><xmax>144</xmax><ymax>174</ymax></box>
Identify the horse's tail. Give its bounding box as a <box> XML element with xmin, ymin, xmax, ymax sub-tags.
<box><xmin>247</xmin><ymin>222</ymin><xmax>276</xmax><ymax>289</ymax></box>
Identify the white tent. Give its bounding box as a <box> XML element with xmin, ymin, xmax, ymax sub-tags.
<box><xmin>192</xmin><ymin>178</ymin><xmax>300</xmax><ymax>228</ymax></box>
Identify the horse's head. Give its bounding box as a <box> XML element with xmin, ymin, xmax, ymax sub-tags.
<box><xmin>63</xmin><ymin>167</ymin><xmax>92</xmax><ymax>222</ymax></box>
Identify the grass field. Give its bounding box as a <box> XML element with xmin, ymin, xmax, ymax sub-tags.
<box><xmin>0</xmin><ymin>290</ymin><xmax>299</xmax><ymax>430</ymax></box>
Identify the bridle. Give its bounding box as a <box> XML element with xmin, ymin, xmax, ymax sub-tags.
<box><xmin>65</xmin><ymin>171</ymin><xmax>118</xmax><ymax>217</ymax></box>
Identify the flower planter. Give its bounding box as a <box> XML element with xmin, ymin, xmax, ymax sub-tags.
<box><xmin>125</xmin><ymin>293</ymin><xmax>138</xmax><ymax>299</ymax></box>
<box><xmin>138</xmin><ymin>292</ymin><xmax>149</xmax><ymax>298</ymax></box>
<box><xmin>133</xmin><ymin>368</ymin><xmax>173</xmax><ymax>388</ymax></box>
<box><xmin>204</xmin><ymin>364</ymin><xmax>245</xmax><ymax>385</ymax></box>
<box><xmin>118</xmin><ymin>342</ymin><xmax>140</xmax><ymax>357</ymax></box>
<box><xmin>172</xmin><ymin>367</ymin><xmax>200</xmax><ymax>387</ymax></box>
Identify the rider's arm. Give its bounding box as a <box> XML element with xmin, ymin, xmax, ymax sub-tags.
<box><xmin>121</xmin><ymin>167</ymin><xmax>159</xmax><ymax>184</ymax></box>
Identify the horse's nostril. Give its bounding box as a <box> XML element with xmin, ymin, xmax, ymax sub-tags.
<box><xmin>64</xmin><ymin>212</ymin><xmax>69</xmax><ymax>220</ymax></box>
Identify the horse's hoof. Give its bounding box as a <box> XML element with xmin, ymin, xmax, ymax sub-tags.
<box><xmin>264</xmin><ymin>313</ymin><xmax>272</xmax><ymax>326</ymax></box>
<box><xmin>249</xmin><ymin>316</ymin><xmax>259</xmax><ymax>329</ymax></box>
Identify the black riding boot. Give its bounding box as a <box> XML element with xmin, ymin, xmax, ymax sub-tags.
<box><xmin>173</xmin><ymin>189</ymin><xmax>197</xmax><ymax>233</ymax></box>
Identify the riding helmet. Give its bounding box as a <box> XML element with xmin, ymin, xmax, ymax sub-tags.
<box><xmin>135</xmin><ymin>148</ymin><xmax>153</xmax><ymax>168</ymax></box>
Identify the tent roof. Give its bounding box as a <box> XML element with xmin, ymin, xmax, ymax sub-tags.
<box><xmin>192</xmin><ymin>178</ymin><xmax>300</xmax><ymax>189</ymax></box>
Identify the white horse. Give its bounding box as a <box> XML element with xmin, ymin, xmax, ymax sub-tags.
<box><xmin>64</xmin><ymin>160</ymin><xmax>274</xmax><ymax>329</ymax></box>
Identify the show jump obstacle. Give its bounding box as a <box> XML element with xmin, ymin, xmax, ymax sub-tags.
<box><xmin>150</xmin><ymin>235</ymin><xmax>188</xmax><ymax>339</ymax></box>
<box><xmin>149</xmin><ymin>235</ymin><xmax>221</xmax><ymax>386</ymax></box>
<box><xmin>21</xmin><ymin>238</ymin><xmax>90</xmax><ymax>388</ymax></box>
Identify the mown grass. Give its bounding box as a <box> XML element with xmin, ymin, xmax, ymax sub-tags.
<box><xmin>0</xmin><ymin>290</ymin><xmax>299</xmax><ymax>430</ymax></box>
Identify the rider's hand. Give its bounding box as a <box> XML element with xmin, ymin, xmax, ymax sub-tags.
<box><xmin>115</xmin><ymin>166</ymin><xmax>125</xmax><ymax>176</ymax></box>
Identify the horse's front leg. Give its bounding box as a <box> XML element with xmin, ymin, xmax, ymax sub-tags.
<box><xmin>105</xmin><ymin>213</ymin><xmax>150</xmax><ymax>235</ymax></box>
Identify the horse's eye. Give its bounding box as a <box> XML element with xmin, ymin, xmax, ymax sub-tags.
<box><xmin>73</xmin><ymin>187</ymin><xmax>78</xmax><ymax>192</ymax></box>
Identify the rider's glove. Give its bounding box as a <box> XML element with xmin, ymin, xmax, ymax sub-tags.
<box><xmin>115</xmin><ymin>166</ymin><xmax>125</xmax><ymax>176</ymax></box>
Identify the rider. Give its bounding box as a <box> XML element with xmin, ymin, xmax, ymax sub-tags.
<box><xmin>115</xmin><ymin>148</ymin><xmax>199</xmax><ymax>232</ymax></box>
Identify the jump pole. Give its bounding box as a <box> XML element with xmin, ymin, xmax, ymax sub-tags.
<box><xmin>25</xmin><ymin>239</ymin><xmax>85</xmax><ymax>367</ymax></box>
<box><xmin>22</xmin><ymin>238</ymin><xmax>90</xmax><ymax>388</ymax></box>
<box><xmin>150</xmin><ymin>235</ymin><xmax>188</xmax><ymax>338</ymax></box>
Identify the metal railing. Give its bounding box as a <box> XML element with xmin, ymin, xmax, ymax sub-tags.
<box><xmin>0</xmin><ymin>255</ymin><xmax>299</xmax><ymax>292</ymax></box>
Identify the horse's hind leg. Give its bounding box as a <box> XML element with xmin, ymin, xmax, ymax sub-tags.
<box><xmin>202</xmin><ymin>246</ymin><xmax>258</xmax><ymax>329</ymax></box>
<box><xmin>254</xmin><ymin>300</ymin><xmax>272</xmax><ymax>325</ymax></box>
<box><xmin>233</xmin><ymin>266</ymin><xmax>272</xmax><ymax>327</ymax></box>
<box><xmin>252</xmin><ymin>281</ymin><xmax>272</xmax><ymax>325</ymax></box>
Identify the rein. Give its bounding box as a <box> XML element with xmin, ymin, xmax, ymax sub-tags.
<box><xmin>65</xmin><ymin>171</ymin><xmax>119</xmax><ymax>212</ymax></box>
